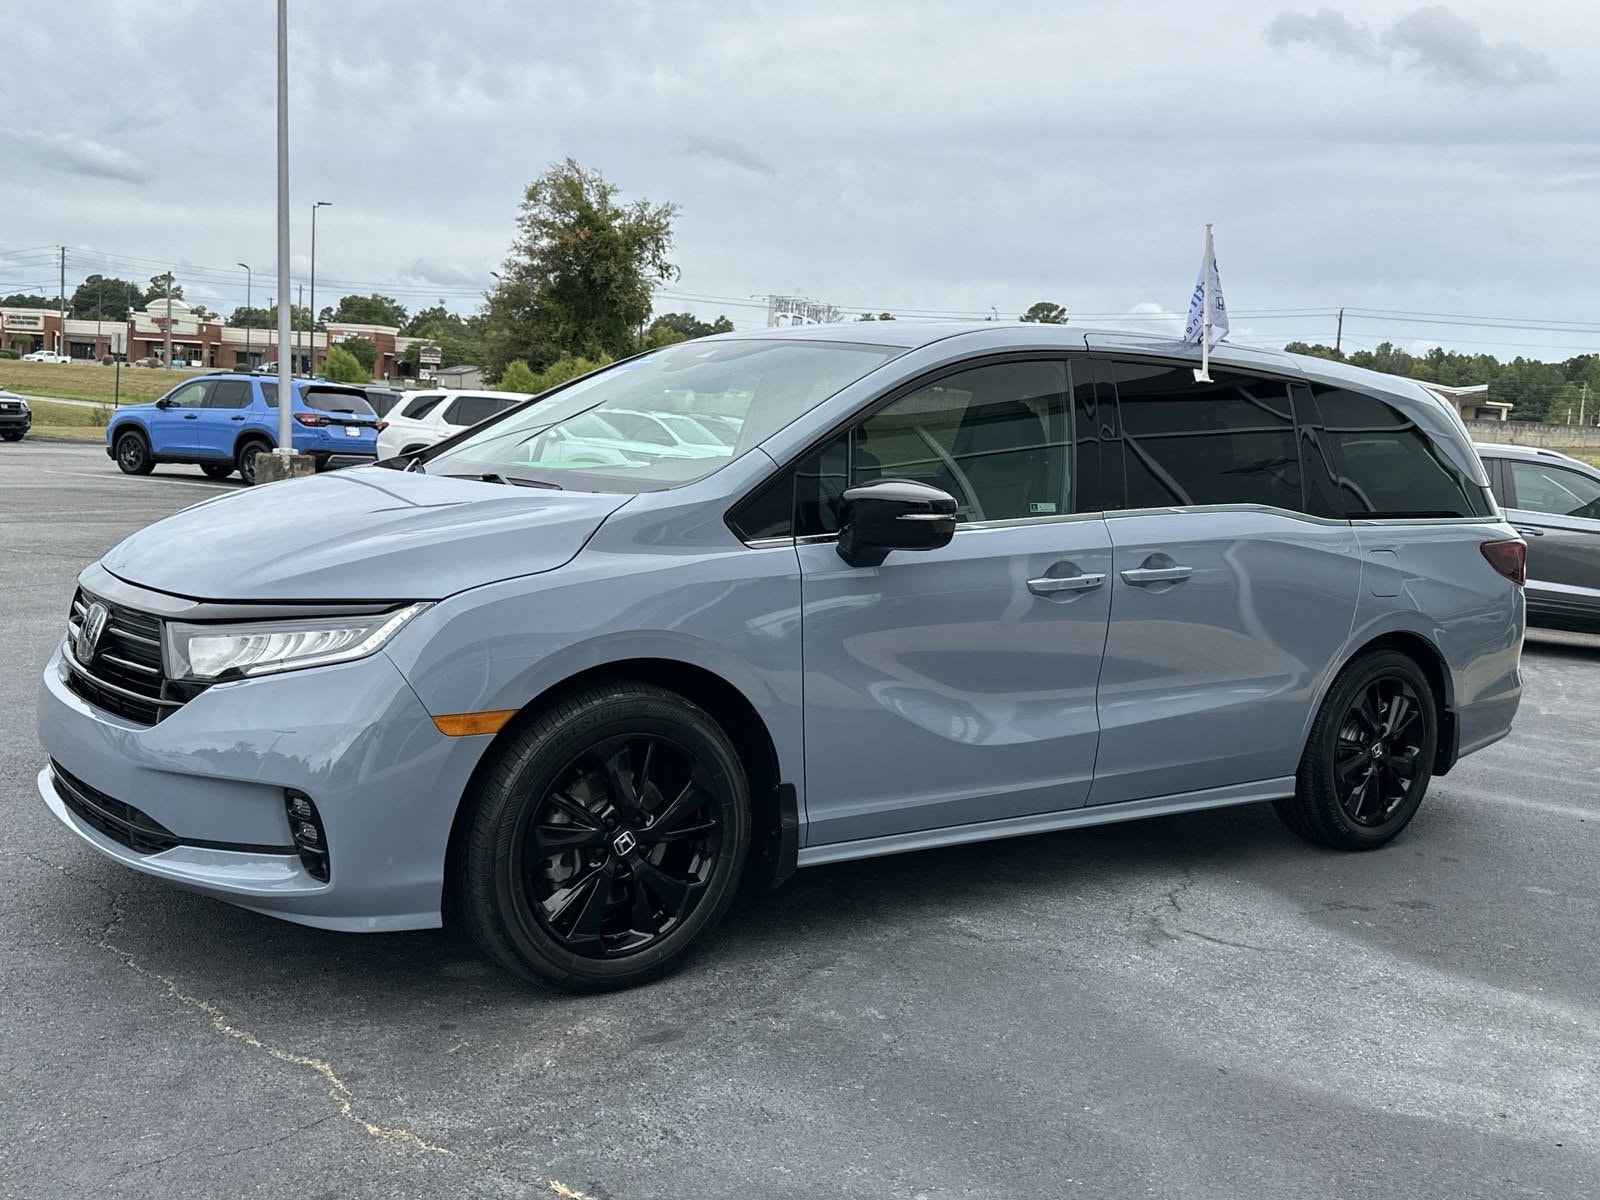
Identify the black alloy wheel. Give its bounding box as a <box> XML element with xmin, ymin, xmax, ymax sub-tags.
<box><xmin>115</xmin><ymin>430</ymin><xmax>153</xmax><ymax>475</ymax></box>
<box><xmin>515</xmin><ymin>734</ymin><xmax>723</xmax><ymax>958</ymax></box>
<box><xmin>1333</xmin><ymin>676</ymin><xmax>1425</xmax><ymax>826</ymax></box>
<box><xmin>1275</xmin><ymin>649</ymin><xmax>1438</xmax><ymax>850</ymax></box>
<box><xmin>236</xmin><ymin>440</ymin><xmax>270</xmax><ymax>486</ymax></box>
<box><xmin>457</xmin><ymin>682</ymin><xmax>750</xmax><ymax>992</ymax></box>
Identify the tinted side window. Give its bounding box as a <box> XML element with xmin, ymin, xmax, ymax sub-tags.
<box><xmin>444</xmin><ymin>395</ymin><xmax>510</xmax><ymax>426</ymax></box>
<box><xmin>1108</xmin><ymin>362</ymin><xmax>1302</xmax><ymax>512</ymax></box>
<box><xmin>1509</xmin><ymin>461</ymin><xmax>1600</xmax><ymax>519</ymax></box>
<box><xmin>791</xmin><ymin>360</ymin><xmax>1072</xmax><ymax>535</ymax></box>
<box><xmin>205</xmin><ymin>379</ymin><xmax>253</xmax><ymax>409</ymax></box>
<box><xmin>401</xmin><ymin>394</ymin><xmax>447</xmax><ymax>420</ymax></box>
<box><xmin>1313</xmin><ymin>386</ymin><xmax>1488</xmax><ymax>518</ymax></box>
<box><xmin>1290</xmin><ymin>383</ymin><xmax>1345</xmax><ymax>519</ymax></box>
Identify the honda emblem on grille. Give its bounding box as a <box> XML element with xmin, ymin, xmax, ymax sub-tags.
<box><xmin>78</xmin><ymin>602</ymin><xmax>110</xmax><ymax>663</ymax></box>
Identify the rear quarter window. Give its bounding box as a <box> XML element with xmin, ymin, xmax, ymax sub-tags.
<box><xmin>1313</xmin><ymin>386</ymin><xmax>1490</xmax><ymax>519</ymax></box>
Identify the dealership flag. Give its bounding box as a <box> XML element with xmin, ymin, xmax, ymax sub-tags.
<box><xmin>1183</xmin><ymin>223</ymin><xmax>1228</xmax><ymax>381</ymax></box>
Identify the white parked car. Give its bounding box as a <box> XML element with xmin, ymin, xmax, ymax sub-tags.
<box><xmin>21</xmin><ymin>351</ymin><xmax>71</xmax><ymax>364</ymax></box>
<box><xmin>376</xmin><ymin>390</ymin><xmax>534</xmax><ymax>459</ymax></box>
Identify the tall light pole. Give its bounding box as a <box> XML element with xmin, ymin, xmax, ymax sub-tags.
<box><xmin>274</xmin><ymin>0</ymin><xmax>294</xmax><ymax>459</ymax></box>
<box><xmin>237</xmin><ymin>263</ymin><xmax>252</xmax><ymax>367</ymax></box>
<box><xmin>309</xmin><ymin>200</ymin><xmax>331</xmax><ymax>373</ymax></box>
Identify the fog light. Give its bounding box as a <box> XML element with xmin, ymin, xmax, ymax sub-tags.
<box><xmin>284</xmin><ymin>790</ymin><xmax>330</xmax><ymax>882</ymax></box>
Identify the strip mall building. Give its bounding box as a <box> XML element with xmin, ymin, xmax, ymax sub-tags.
<box><xmin>0</xmin><ymin>299</ymin><xmax>425</xmax><ymax>379</ymax></box>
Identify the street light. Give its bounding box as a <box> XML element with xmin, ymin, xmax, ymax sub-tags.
<box><xmin>309</xmin><ymin>200</ymin><xmax>331</xmax><ymax>373</ymax></box>
<box><xmin>237</xmin><ymin>263</ymin><xmax>252</xmax><ymax>367</ymax></box>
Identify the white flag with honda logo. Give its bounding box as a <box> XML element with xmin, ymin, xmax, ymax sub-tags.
<box><xmin>1183</xmin><ymin>225</ymin><xmax>1229</xmax><ymax>348</ymax></box>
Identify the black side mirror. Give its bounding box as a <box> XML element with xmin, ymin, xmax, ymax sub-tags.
<box><xmin>154</xmin><ymin>398</ymin><xmax>171</xmax><ymax>409</ymax></box>
<box><xmin>836</xmin><ymin>478</ymin><xmax>959</xmax><ymax>568</ymax></box>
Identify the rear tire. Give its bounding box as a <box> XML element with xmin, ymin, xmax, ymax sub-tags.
<box><xmin>200</xmin><ymin>463</ymin><xmax>233</xmax><ymax>480</ymax></box>
<box><xmin>114</xmin><ymin>429</ymin><xmax>154</xmax><ymax>475</ymax></box>
<box><xmin>1275</xmin><ymin>650</ymin><xmax>1438</xmax><ymax>850</ymax></box>
<box><xmin>236</xmin><ymin>438</ymin><xmax>271</xmax><ymax>486</ymax></box>
<box><xmin>456</xmin><ymin>682</ymin><xmax>750</xmax><ymax>992</ymax></box>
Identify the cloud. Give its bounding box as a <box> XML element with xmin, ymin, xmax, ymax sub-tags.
<box><xmin>0</xmin><ymin>130</ymin><xmax>150</xmax><ymax>184</ymax></box>
<box><xmin>677</xmin><ymin>135</ymin><xmax>776</xmax><ymax>176</ymax></box>
<box><xmin>397</xmin><ymin>259</ymin><xmax>491</xmax><ymax>288</ymax></box>
<box><xmin>1264</xmin><ymin>5</ymin><xmax>1553</xmax><ymax>88</ymax></box>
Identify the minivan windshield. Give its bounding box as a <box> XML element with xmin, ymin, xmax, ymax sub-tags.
<box><xmin>424</xmin><ymin>339</ymin><xmax>903</xmax><ymax>491</ymax></box>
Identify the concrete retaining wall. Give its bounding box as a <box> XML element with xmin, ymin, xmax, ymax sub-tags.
<box><xmin>1465</xmin><ymin>420</ymin><xmax>1600</xmax><ymax>448</ymax></box>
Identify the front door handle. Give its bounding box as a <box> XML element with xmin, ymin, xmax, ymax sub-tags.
<box><xmin>1122</xmin><ymin>565</ymin><xmax>1193</xmax><ymax>585</ymax></box>
<box><xmin>182</xmin><ymin>413</ymin><xmax>198</xmax><ymax>420</ymax></box>
<box><xmin>1028</xmin><ymin>573</ymin><xmax>1105</xmax><ymax>595</ymax></box>
<box><xmin>1513</xmin><ymin>526</ymin><xmax>1544</xmax><ymax>537</ymax></box>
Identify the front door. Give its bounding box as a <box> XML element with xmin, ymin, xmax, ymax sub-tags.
<box><xmin>148</xmin><ymin>379</ymin><xmax>209</xmax><ymax>456</ymax></box>
<box><xmin>1088</xmin><ymin>359</ymin><xmax>1363</xmax><ymax>805</ymax></box>
<box><xmin>193</xmin><ymin>378</ymin><xmax>253</xmax><ymax>459</ymax></box>
<box><xmin>1501</xmin><ymin>456</ymin><xmax>1600</xmax><ymax>619</ymax></box>
<box><xmin>796</xmin><ymin>358</ymin><xmax>1112</xmax><ymax>846</ymax></box>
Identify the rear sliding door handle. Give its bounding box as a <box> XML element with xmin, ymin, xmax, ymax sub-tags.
<box><xmin>1028</xmin><ymin>573</ymin><xmax>1105</xmax><ymax>595</ymax></box>
<box><xmin>1121</xmin><ymin>565</ymin><xmax>1193</xmax><ymax>585</ymax></box>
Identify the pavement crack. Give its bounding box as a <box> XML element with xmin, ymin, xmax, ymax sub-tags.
<box><xmin>111</xmin><ymin>1114</ymin><xmax>336</xmax><ymax>1179</ymax></box>
<box><xmin>17</xmin><ymin>849</ymin><xmax>453</xmax><ymax>1157</ymax></box>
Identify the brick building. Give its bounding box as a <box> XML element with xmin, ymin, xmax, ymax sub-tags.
<box><xmin>1</xmin><ymin>299</ymin><xmax>420</xmax><ymax>380</ymax></box>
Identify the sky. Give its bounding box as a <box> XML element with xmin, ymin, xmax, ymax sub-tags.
<box><xmin>2</xmin><ymin>0</ymin><xmax>1598</xmax><ymax>361</ymax></box>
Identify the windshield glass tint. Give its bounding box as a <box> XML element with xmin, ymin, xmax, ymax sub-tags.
<box><xmin>426</xmin><ymin>339</ymin><xmax>902</xmax><ymax>491</ymax></box>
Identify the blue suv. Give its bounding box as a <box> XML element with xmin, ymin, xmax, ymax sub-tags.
<box><xmin>106</xmin><ymin>373</ymin><xmax>381</xmax><ymax>485</ymax></box>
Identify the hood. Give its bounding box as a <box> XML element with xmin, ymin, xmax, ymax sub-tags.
<box><xmin>101</xmin><ymin>468</ymin><xmax>630</xmax><ymax>601</ymax></box>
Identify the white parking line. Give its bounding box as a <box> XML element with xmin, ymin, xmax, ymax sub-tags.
<box><xmin>45</xmin><ymin>469</ymin><xmax>233</xmax><ymax>490</ymax></box>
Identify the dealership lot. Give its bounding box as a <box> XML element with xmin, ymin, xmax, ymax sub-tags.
<box><xmin>3</xmin><ymin>441</ymin><xmax>1598</xmax><ymax>1200</ymax></box>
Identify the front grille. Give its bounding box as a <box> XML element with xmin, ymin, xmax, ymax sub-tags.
<box><xmin>64</xmin><ymin>589</ymin><xmax>186</xmax><ymax>726</ymax></box>
<box><xmin>51</xmin><ymin>762</ymin><xmax>180</xmax><ymax>854</ymax></box>
<box><xmin>0</xmin><ymin>400</ymin><xmax>22</xmax><ymax>412</ymax></box>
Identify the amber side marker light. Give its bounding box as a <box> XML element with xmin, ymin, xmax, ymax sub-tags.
<box><xmin>433</xmin><ymin>710</ymin><xmax>518</xmax><ymax>737</ymax></box>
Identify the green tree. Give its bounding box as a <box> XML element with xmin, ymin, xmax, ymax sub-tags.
<box><xmin>0</xmin><ymin>293</ymin><xmax>57</xmax><ymax>309</ymax></box>
<box><xmin>402</xmin><ymin>301</ymin><xmax>487</xmax><ymax>370</ymax></box>
<box><xmin>1283</xmin><ymin>341</ymin><xmax>1345</xmax><ymax>361</ymax></box>
<box><xmin>531</xmin><ymin>353</ymin><xmax>611</xmax><ymax>391</ymax></box>
<box><xmin>338</xmin><ymin>336</ymin><xmax>377</xmax><ymax>372</ymax></box>
<box><xmin>227</xmin><ymin>306</ymin><xmax>274</xmax><ymax>328</ymax></box>
<box><xmin>484</xmin><ymin>158</ymin><xmax>678</xmax><ymax>377</ymax></box>
<box><xmin>328</xmin><ymin>293</ymin><xmax>409</xmax><ymax>328</ymax></box>
<box><xmin>494</xmin><ymin>359</ymin><xmax>540</xmax><ymax>392</ymax></box>
<box><xmin>320</xmin><ymin>345</ymin><xmax>369</xmax><ymax>383</ymax></box>
<box><xmin>644</xmin><ymin>311</ymin><xmax>734</xmax><ymax>348</ymax></box>
<box><xmin>68</xmin><ymin>275</ymin><xmax>145</xmax><ymax>320</ymax></box>
<box><xmin>144</xmin><ymin>272</ymin><xmax>183</xmax><ymax>305</ymax></box>
<box><xmin>1020</xmin><ymin>301</ymin><xmax>1067</xmax><ymax>324</ymax></box>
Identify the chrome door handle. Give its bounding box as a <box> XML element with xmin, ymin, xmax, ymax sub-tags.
<box><xmin>1028</xmin><ymin>573</ymin><xmax>1105</xmax><ymax>595</ymax></box>
<box><xmin>1122</xmin><ymin>565</ymin><xmax>1193</xmax><ymax>585</ymax></box>
<box><xmin>1513</xmin><ymin>526</ymin><xmax>1544</xmax><ymax>537</ymax></box>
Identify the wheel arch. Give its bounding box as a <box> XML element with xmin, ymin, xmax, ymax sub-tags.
<box><xmin>109</xmin><ymin>419</ymin><xmax>149</xmax><ymax>446</ymax></box>
<box><xmin>231</xmin><ymin>429</ymin><xmax>274</xmax><ymax>460</ymax></box>
<box><xmin>1309</xmin><ymin>627</ymin><xmax>1458</xmax><ymax>777</ymax></box>
<box><xmin>443</xmin><ymin>656</ymin><xmax>798</xmax><ymax>918</ymax></box>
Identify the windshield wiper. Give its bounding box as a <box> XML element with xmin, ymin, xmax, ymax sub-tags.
<box><xmin>444</xmin><ymin>472</ymin><xmax>563</xmax><ymax>490</ymax></box>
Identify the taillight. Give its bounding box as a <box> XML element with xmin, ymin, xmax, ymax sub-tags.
<box><xmin>376</xmin><ymin>419</ymin><xmax>389</xmax><ymax>432</ymax></box>
<box><xmin>293</xmin><ymin>412</ymin><xmax>330</xmax><ymax>427</ymax></box>
<box><xmin>1480</xmin><ymin>538</ymin><xmax>1526</xmax><ymax>586</ymax></box>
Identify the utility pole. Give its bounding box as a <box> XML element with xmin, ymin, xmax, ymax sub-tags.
<box><xmin>296</xmin><ymin>283</ymin><xmax>304</xmax><ymax>373</ymax></box>
<box><xmin>58</xmin><ymin>246</ymin><xmax>66</xmax><ymax>356</ymax></box>
<box><xmin>1581</xmin><ymin>381</ymin><xmax>1588</xmax><ymax>427</ymax></box>
<box><xmin>274</xmin><ymin>0</ymin><xmax>295</xmax><ymax>460</ymax></box>
<box><xmin>238</xmin><ymin>263</ymin><xmax>252</xmax><ymax>366</ymax></box>
<box><xmin>164</xmin><ymin>273</ymin><xmax>173</xmax><ymax>367</ymax></box>
<box><xmin>1335</xmin><ymin>306</ymin><xmax>1344</xmax><ymax>355</ymax></box>
<box><xmin>309</xmin><ymin>200</ymin><xmax>331</xmax><ymax>373</ymax></box>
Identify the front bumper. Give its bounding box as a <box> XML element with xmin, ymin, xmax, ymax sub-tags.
<box><xmin>0</xmin><ymin>413</ymin><xmax>30</xmax><ymax>432</ymax></box>
<box><xmin>36</xmin><ymin>644</ymin><xmax>488</xmax><ymax>931</ymax></box>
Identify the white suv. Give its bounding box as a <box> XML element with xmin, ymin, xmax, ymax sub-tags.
<box><xmin>376</xmin><ymin>390</ymin><xmax>533</xmax><ymax>459</ymax></box>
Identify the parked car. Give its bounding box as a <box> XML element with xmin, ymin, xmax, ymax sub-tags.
<box><xmin>0</xmin><ymin>389</ymin><xmax>31</xmax><ymax>440</ymax></box>
<box><xmin>21</xmin><ymin>350</ymin><xmax>70</xmax><ymax>364</ymax></box>
<box><xmin>1476</xmin><ymin>442</ymin><xmax>1600</xmax><ymax>630</ymax></box>
<box><xmin>38</xmin><ymin>326</ymin><xmax>1524</xmax><ymax>992</ymax></box>
<box><xmin>360</xmin><ymin>385</ymin><xmax>407</xmax><ymax>418</ymax></box>
<box><xmin>105</xmin><ymin>372</ymin><xmax>381</xmax><ymax>485</ymax></box>
<box><xmin>376</xmin><ymin>389</ymin><xmax>533</xmax><ymax>459</ymax></box>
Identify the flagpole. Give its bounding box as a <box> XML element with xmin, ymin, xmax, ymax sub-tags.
<box><xmin>1198</xmin><ymin>223</ymin><xmax>1213</xmax><ymax>383</ymax></box>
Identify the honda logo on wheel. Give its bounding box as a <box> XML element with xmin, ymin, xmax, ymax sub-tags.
<box><xmin>612</xmin><ymin>830</ymin><xmax>638</xmax><ymax>857</ymax></box>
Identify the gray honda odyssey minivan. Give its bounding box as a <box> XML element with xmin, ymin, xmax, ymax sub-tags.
<box><xmin>38</xmin><ymin>324</ymin><xmax>1525</xmax><ymax>991</ymax></box>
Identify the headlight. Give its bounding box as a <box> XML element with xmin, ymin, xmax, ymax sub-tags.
<box><xmin>165</xmin><ymin>603</ymin><xmax>429</xmax><ymax>682</ymax></box>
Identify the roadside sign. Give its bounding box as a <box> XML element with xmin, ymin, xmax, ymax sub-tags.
<box><xmin>419</xmin><ymin>344</ymin><xmax>442</xmax><ymax>366</ymax></box>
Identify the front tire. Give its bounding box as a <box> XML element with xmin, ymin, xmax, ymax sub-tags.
<box><xmin>1275</xmin><ymin>650</ymin><xmax>1438</xmax><ymax>850</ymax></box>
<box><xmin>114</xmin><ymin>430</ymin><xmax>154</xmax><ymax>475</ymax></box>
<box><xmin>456</xmin><ymin>683</ymin><xmax>751</xmax><ymax>992</ymax></box>
<box><xmin>1</xmin><ymin>432</ymin><xmax>22</xmax><ymax>442</ymax></box>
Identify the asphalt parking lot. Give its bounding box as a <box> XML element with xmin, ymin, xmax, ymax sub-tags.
<box><xmin>3</xmin><ymin>439</ymin><xmax>1598</xmax><ymax>1200</ymax></box>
